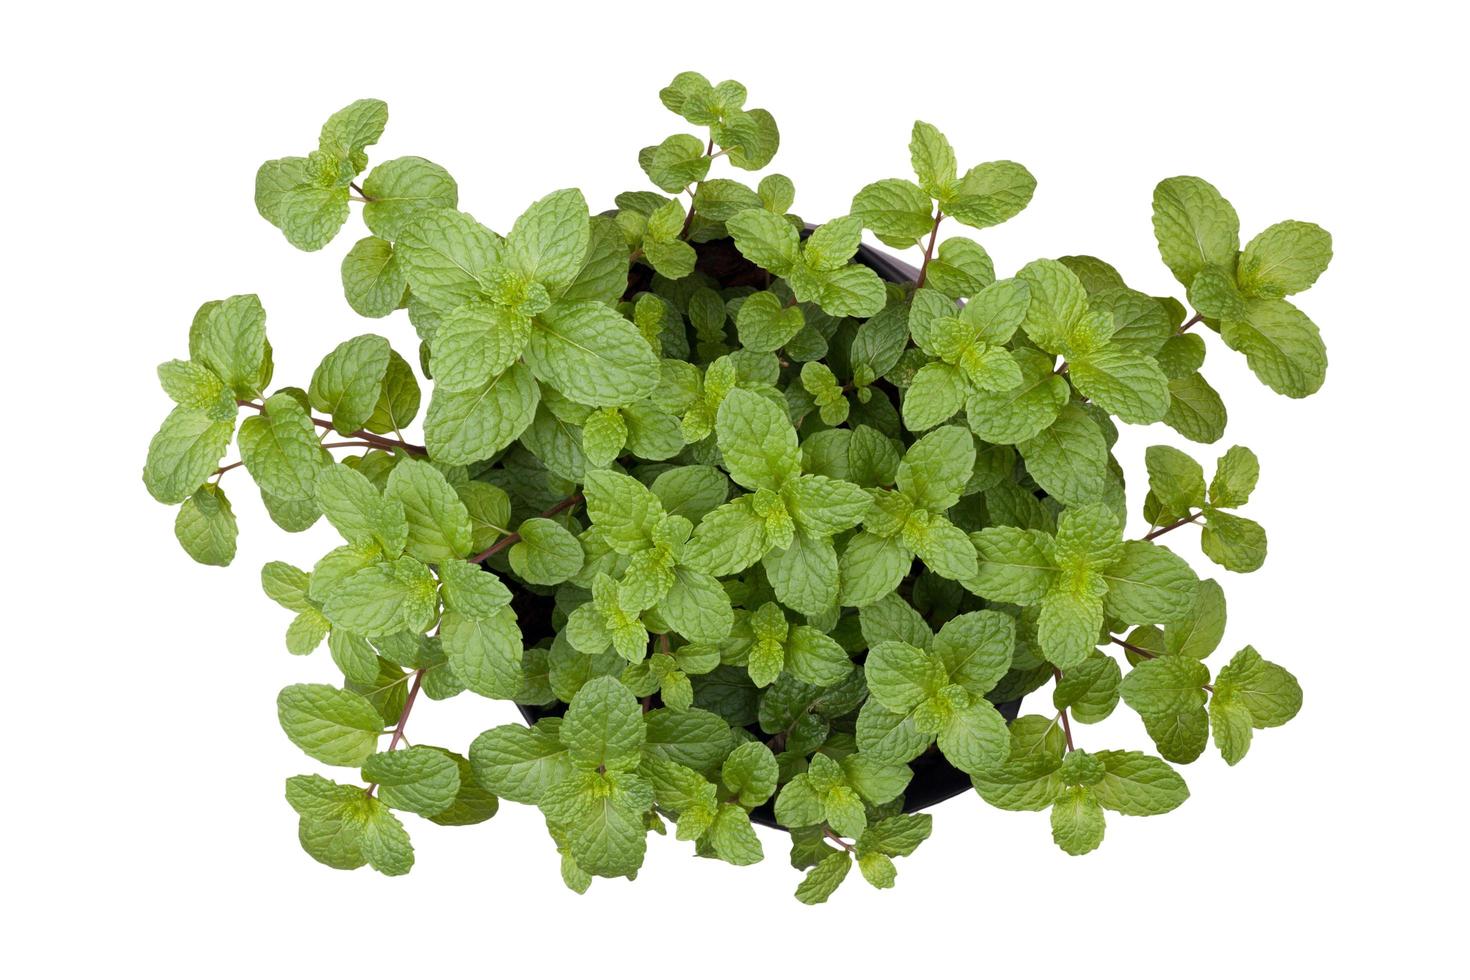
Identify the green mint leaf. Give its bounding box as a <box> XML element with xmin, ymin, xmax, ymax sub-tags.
<box><xmin>865</xmin><ymin>641</ymin><xmax>948</xmax><ymax>714</ymax></box>
<box><xmin>851</xmin><ymin>178</ymin><xmax>933</xmax><ymax>248</ymax></box>
<box><xmin>838</xmin><ymin>531</ymin><xmax>914</xmax><ymax>608</ymax></box>
<box><xmin>314</xmin><ymin>462</ymin><xmax>408</xmax><ymax>555</ymax></box>
<box><xmin>362</xmin><ymin>746</ymin><xmax>461</xmax><ymax>816</ymax></box>
<box><xmin>254</xmin><ymin>157</ymin><xmax>351</xmax><ymax>251</ymax></box>
<box><xmin>1201</xmin><ymin>508</ymin><xmax>1268</xmax><ymax>572</ymax></box>
<box><xmin>1145</xmin><ymin>445</ymin><xmax>1207</xmax><ymax>517</ymax></box>
<box><xmin>1016</xmin><ymin>404</ymin><xmax>1108</xmax><ymax>507</ymax></box>
<box><xmin>318</xmin><ymin>99</ymin><xmax>387</xmax><ymax>172</ymax></box>
<box><xmin>1151</xmin><ymin>176</ymin><xmax>1240</xmax><ymax>287</ymax></box>
<box><xmin>1162</xmin><ymin>372</ymin><xmax>1228</xmax><ymax>444</ymax></box>
<box><xmin>1237</xmin><ymin>220</ymin><xmax>1332</xmax><ymax>299</ymax></box>
<box><xmin>527</xmin><ymin>301</ymin><xmax>659</xmax><ymax>407</ymax></box>
<box><xmin>735</xmin><ymin>290</ymin><xmax>805</xmax><ymax>352</ymax></box>
<box><xmin>1054</xmin><ymin>653</ymin><xmax>1122</xmax><ymax>724</ymax></box>
<box><xmin>309</xmin><ymin>334</ymin><xmax>392</xmax><ymax>434</ymax></box>
<box><xmin>423</xmin><ymin>362</ymin><xmax>539</xmax><ymax>465</ymax></box>
<box><xmin>1089</xmin><ymin>750</ymin><xmax>1189</xmax><ymax>814</ymax></box>
<box><xmin>642</xmin><ymin>133</ymin><xmax>710</xmax><ymax>193</ymax></box>
<box><xmin>321</xmin><ymin>556</ymin><xmax>438</xmax><ymax>638</ymax></box>
<box><xmin>795</xmin><ymin>849</ymin><xmax>852</xmax><ymax>904</ymax></box>
<box><xmin>469</xmin><ymin>720</ymin><xmax>574</xmax><ymax>804</ymax></box>
<box><xmin>721</xmin><ymin>741</ymin><xmax>779</xmax><ymax>808</ymax></box>
<box><xmin>909</xmin><ymin>120</ymin><xmax>957</xmax><ymax>199</ymax></box>
<box><xmin>560</xmin><ymin>676</ymin><xmax>645</xmax><ymax>772</ymax></box>
<box><xmin>341</xmin><ymin>237</ymin><xmax>408</xmax><ymax>318</ymax></box>
<box><xmin>896</xmin><ymin>425</ymin><xmax>974</xmax><ymax>512</ymax></box>
<box><xmin>1120</xmin><ymin>655</ymin><xmax>1210</xmax><ymax>719</ymax></box>
<box><xmin>1219</xmin><ymin>297</ymin><xmax>1327</xmax><ymax>398</ymax></box>
<box><xmin>361</xmin><ymin>156</ymin><xmax>458</xmax><ymax>240</ymax></box>
<box><xmin>1101</xmin><ymin>540</ymin><xmax>1199</xmax><ymax>627</ymax></box>
<box><xmin>174</xmin><ymin>484</ymin><xmax>238</xmax><ymax>566</ymax></box>
<box><xmin>725</xmin><ymin>207</ymin><xmax>800</xmax><ymax>275</ymax></box>
<box><xmin>429</xmin><ymin>301</ymin><xmax>532</xmax><ymax>392</ymax></box>
<box><xmin>508</xmin><ymin>517</ymin><xmax>584</xmax><ymax>585</ymax></box>
<box><xmin>716</xmin><ymin>387</ymin><xmax>799</xmax><ymax>491</ymax></box>
<box><xmin>965</xmin><ymin>348</ymin><xmax>1070</xmax><ymax>445</ymax></box>
<box><xmin>395</xmin><ymin>208</ymin><xmax>503</xmax><ymax>313</ymax></box>
<box><xmin>1050</xmin><ymin>786</ymin><xmax>1105</xmax><ymax>855</ymax></box>
<box><xmin>383</xmin><ymin>458</ymin><xmax>472</xmax><ymax>562</ymax></box>
<box><xmin>156</xmin><ymin>359</ymin><xmax>234</xmax><ymax>420</ymax></box>
<box><xmin>508</xmin><ymin>188</ymin><xmax>591</xmax><ymax>297</ymax></box>
<box><xmin>1214</xmin><ymin>646</ymin><xmax>1302</xmax><ymax>728</ymax></box>
<box><xmin>188</xmin><ymin>294</ymin><xmax>270</xmax><ymax>399</ymax></box>
<box><xmin>276</xmin><ymin>683</ymin><xmax>384</xmax><ymax>765</ymax></box>
<box><xmin>1209</xmin><ymin>445</ymin><xmax>1260</xmax><ymax>509</ymax></box>
<box><xmin>238</xmin><ymin>392</ymin><xmax>327</xmax><ymax>502</ymax></box>
<box><xmin>441</xmin><ymin>604</ymin><xmax>521</xmax><ymax>699</ymax></box>
<box><xmin>943</xmin><ymin>161</ymin><xmax>1036</xmax><ymax>229</ymax></box>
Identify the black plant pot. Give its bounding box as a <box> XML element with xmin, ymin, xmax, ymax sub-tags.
<box><xmin>512</xmin><ymin>233</ymin><xmax>1024</xmax><ymax>829</ymax></box>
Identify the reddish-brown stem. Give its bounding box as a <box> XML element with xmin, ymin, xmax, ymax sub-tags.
<box><xmin>214</xmin><ymin>460</ymin><xmax>246</xmax><ymax>477</ymax></box>
<box><xmin>350</xmin><ymin>181</ymin><xmax>372</xmax><ymax>201</ymax></box>
<box><xmin>823</xmin><ymin>827</ymin><xmax>855</xmax><ymax>853</ymax></box>
<box><xmin>1179</xmin><ymin>313</ymin><xmax>1203</xmax><ymax>333</ymax></box>
<box><xmin>365</xmin><ymin>669</ymin><xmax>424</xmax><ymax>797</ymax></box>
<box><xmin>467</xmin><ymin>493</ymin><xmax>584</xmax><ymax>565</ymax></box>
<box><xmin>913</xmin><ymin>210</ymin><xmax>943</xmax><ymax>288</ymax></box>
<box><xmin>1143</xmin><ymin>512</ymin><xmax>1202</xmax><ymax>540</ymax></box>
<box><xmin>237</xmin><ymin>400</ymin><xmax>426</xmax><ymax>456</ymax></box>
<box><xmin>1109</xmin><ymin>635</ymin><xmax>1157</xmax><ymax>660</ymax></box>
<box><xmin>1110</xmin><ymin>636</ymin><xmax>1213</xmax><ymax>692</ymax></box>
<box><xmin>1052</xmin><ymin>669</ymin><xmax>1076</xmax><ymax>751</ymax></box>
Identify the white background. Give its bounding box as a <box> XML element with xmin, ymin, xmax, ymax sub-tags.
<box><xmin>6</xmin><ymin>1</ymin><xmax>1465</xmax><ymax>974</ymax></box>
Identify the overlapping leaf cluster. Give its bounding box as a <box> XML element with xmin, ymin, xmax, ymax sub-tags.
<box><xmin>146</xmin><ymin>74</ymin><xmax>1324</xmax><ymax>901</ymax></box>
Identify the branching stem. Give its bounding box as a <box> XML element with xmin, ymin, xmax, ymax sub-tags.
<box><xmin>365</xmin><ymin>668</ymin><xmax>424</xmax><ymax>797</ymax></box>
<box><xmin>1143</xmin><ymin>512</ymin><xmax>1202</xmax><ymax>540</ymax></box>
<box><xmin>467</xmin><ymin>493</ymin><xmax>584</xmax><ymax>564</ymax></box>
<box><xmin>237</xmin><ymin>400</ymin><xmax>426</xmax><ymax>455</ymax></box>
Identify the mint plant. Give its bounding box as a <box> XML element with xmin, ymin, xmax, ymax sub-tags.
<box><xmin>145</xmin><ymin>74</ymin><xmax>1323</xmax><ymax>901</ymax></box>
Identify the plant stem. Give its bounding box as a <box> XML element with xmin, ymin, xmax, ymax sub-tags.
<box><xmin>1109</xmin><ymin>635</ymin><xmax>1157</xmax><ymax>660</ymax></box>
<box><xmin>1179</xmin><ymin>312</ymin><xmax>1203</xmax><ymax>333</ymax></box>
<box><xmin>467</xmin><ymin>493</ymin><xmax>584</xmax><ymax>564</ymax></box>
<box><xmin>1052</xmin><ymin>669</ymin><xmax>1075</xmax><ymax>751</ymax></box>
<box><xmin>1143</xmin><ymin>512</ymin><xmax>1202</xmax><ymax>540</ymax></box>
<box><xmin>1109</xmin><ymin>636</ymin><xmax>1214</xmax><ymax>692</ymax></box>
<box><xmin>365</xmin><ymin>669</ymin><xmax>425</xmax><ymax>797</ymax></box>
<box><xmin>237</xmin><ymin>400</ymin><xmax>427</xmax><ymax>456</ymax></box>
<box><xmin>678</xmin><ymin>137</ymin><xmax>717</xmax><ymax>240</ymax></box>
<box><xmin>350</xmin><ymin>181</ymin><xmax>372</xmax><ymax>201</ymax></box>
<box><xmin>823</xmin><ymin>827</ymin><xmax>855</xmax><ymax>853</ymax></box>
<box><xmin>913</xmin><ymin>210</ymin><xmax>943</xmax><ymax>288</ymax></box>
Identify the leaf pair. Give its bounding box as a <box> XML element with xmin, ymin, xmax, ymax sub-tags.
<box><xmin>256</xmin><ymin>99</ymin><xmax>388</xmax><ymax>251</ymax></box>
<box><xmin>851</xmin><ymin>120</ymin><xmax>1036</xmax><ymax>249</ymax></box>
<box><xmin>1153</xmin><ymin>176</ymin><xmax>1331</xmax><ymax>397</ymax></box>
<box><xmin>854</xmin><ymin>600</ymin><xmax>1015</xmax><ymax>774</ymax></box>
<box><xmin>726</xmin><ymin>211</ymin><xmax>887</xmax><ymax>318</ymax></box>
<box><xmin>840</xmin><ymin>426</ymin><xmax>977</xmax><ymax>606</ymax></box>
<box><xmin>972</xmin><ymin>716</ymin><xmax>1188</xmax><ymax>855</ymax></box>
<box><xmin>683</xmin><ymin>388</ymin><xmax>870</xmax><ymax>615</ymax></box>
<box><xmin>970</xmin><ymin>502</ymin><xmax>1200</xmax><ymax>669</ymax></box>
<box><xmin>790</xmin><ymin>811</ymin><xmax>933</xmax><ymax>903</ymax></box>
<box><xmin>1145</xmin><ymin>444</ymin><xmax>1268</xmax><ymax>572</ymax></box>
<box><xmin>903</xmin><ymin>279</ymin><xmax>1029</xmax><ymax>430</ymax></box>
